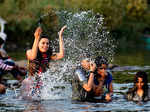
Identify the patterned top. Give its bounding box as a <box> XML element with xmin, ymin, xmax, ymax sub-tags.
<box><xmin>126</xmin><ymin>87</ymin><xmax>150</xmax><ymax>102</ymax></box>
<box><xmin>0</xmin><ymin>51</ymin><xmax>13</xmax><ymax>71</ymax></box>
<box><xmin>28</xmin><ymin>51</ymin><xmax>51</xmax><ymax>76</ymax></box>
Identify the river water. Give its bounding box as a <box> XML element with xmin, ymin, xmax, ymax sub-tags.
<box><xmin>1</xmin><ymin>10</ymin><xmax>150</xmax><ymax>112</ymax></box>
<box><xmin>0</xmin><ymin>82</ymin><xmax>150</xmax><ymax>112</ymax></box>
<box><xmin>1</xmin><ymin>49</ymin><xmax>149</xmax><ymax>112</ymax></box>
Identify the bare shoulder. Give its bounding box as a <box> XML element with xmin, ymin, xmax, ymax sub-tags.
<box><xmin>26</xmin><ymin>49</ymin><xmax>32</xmax><ymax>55</ymax></box>
<box><xmin>26</xmin><ymin>49</ymin><xmax>32</xmax><ymax>58</ymax></box>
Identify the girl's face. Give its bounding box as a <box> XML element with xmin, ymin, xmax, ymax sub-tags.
<box><xmin>97</xmin><ymin>64</ymin><xmax>107</xmax><ymax>75</ymax></box>
<box><xmin>38</xmin><ymin>38</ymin><xmax>49</xmax><ymax>53</ymax></box>
<box><xmin>136</xmin><ymin>77</ymin><xmax>144</xmax><ymax>89</ymax></box>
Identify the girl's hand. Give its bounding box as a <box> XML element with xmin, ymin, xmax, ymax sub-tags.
<box><xmin>59</xmin><ymin>25</ymin><xmax>67</xmax><ymax>36</ymax></box>
<box><xmin>34</xmin><ymin>27</ymin><xmax>42</xmax><ymax>39</ymax></box>
<box><xmin>90</xmin><ymin>62</ymin><xmax>96</xmax><ymax>72</ymax></box>
<box><xmin>105</xmin><ymin>93</ymin><xmax>111</xmax><ymax>101</ymax></box>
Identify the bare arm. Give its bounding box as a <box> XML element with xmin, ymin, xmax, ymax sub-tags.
<box><xmin>26</xmin><ymin>27</ymin><xmax>42</xmax><ymax>60</ymax></box>
<box><xmin>105</xmin><ymin>82</ymin><xmax>113</xmax><ymax>101</ymax></box>
<box><xmin>109</xmin><ymin>82</ymin><xmax>113</xmax><ymax>95</ymax></box>
<box><xmin>83</xmin><ymin>73</ymin><xmax>94</xmax><ymax>91</ymax></box>
<box><xmin>51</xmin><ymin>25</ymin><xmax>67</xmax><ymax>60</ymax></box>
<box><xmin>83</xmin><ymin>62</ymin><xmax>96</xmax><ymax>92</ymax></box>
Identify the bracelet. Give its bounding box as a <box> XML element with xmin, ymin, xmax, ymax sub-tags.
<box><xmin>89</xmin><ymin>71</ymin><xmax>94</xmax><ymax>74</ymax></box>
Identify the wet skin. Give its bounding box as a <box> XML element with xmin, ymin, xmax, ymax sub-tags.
<box><xmin>38</xmin><ymin>38</ymin><xmax>49</xmax><ymax>53</ymax></box>
<box><xmin>136</xmin><ymin>77</ymin><xmax>144</xmax><ymax>97</ymax></box>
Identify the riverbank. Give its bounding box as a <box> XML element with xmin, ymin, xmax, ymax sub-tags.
<box><xmin>14</xmin><ymin>59</ymin><xmax>150</xmax><ymax>83</ymax></box>
<box><xmin>15</xmin><ymin>60</ymin><xmax>27</xmax><ymax>68</ymax></box>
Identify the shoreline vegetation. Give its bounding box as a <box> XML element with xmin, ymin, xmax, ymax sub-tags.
<box><xmin>0</xmin><ymin>0</ymin><xmax>150</xmax><ymax>52</ymax></box>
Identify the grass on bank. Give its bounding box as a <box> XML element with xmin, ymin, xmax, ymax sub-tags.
<box><xmin>8</xmin><ymin>51</ymin><xmax>26</xmax><ymax>61</ymax></box>
<box><xmin>112</xmin><ymin>69</ymin><xmax>150</xmax><ymax>83</ymax></box>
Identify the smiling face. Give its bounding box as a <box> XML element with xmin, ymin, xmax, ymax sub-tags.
<box><xmin>38</xmin><ymin>38</ymin><xmax>49</xmax><ymax>53</ymax></box>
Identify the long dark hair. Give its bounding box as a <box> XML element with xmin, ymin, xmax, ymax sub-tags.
<box><xmin>95</xmin><ymin>56</ymin><xmax>108</xmax><ymax>67</ymax></box>
<box><xmin>133</xmin><ymin>71</ymin><xmax>149</xmax><ymax>100</ymax></box>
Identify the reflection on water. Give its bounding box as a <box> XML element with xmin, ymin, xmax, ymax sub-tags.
<box><xmin>1</xmin><ymin>83</ymin><xmax>150</xmax><ymax>112</ymax></box>
<box><xmin>112</xmin><ymin>66</ymin><xmax>150</xmax><ymax>72</ymax></box>
<box><xmin>23</xmin><ymin>101</ymin><xmax>46</xmax><ymax>112</ymax></box>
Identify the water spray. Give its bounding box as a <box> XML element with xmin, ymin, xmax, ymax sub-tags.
<box><xmin>22</xmin><ymin>10</ymin><xmax>116</xmax><ymax>100</ymax></box>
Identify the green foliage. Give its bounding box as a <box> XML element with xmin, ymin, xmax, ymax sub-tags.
<box><xmin>8</xmin><ymin>51</ymin><xmax>26</xmax><ymax>61</ymax></box>
<box><xmin>0</xmin><ymin>0</ymin><xmax>59</xmax><ymax>50</ymax></box>
<box><xmin>126</xmin><ymin>0</ymin><xmax>147</xmax><ymax>18</ymax></box>
<box><xmin>58</xmin><ymin>0</ymin><xmax>150</xmax><ymax>45</ymax></box>
<box><xmin>0</xmin><ymin>0</ymin><xmax>150</xmax><ymax>51</ymax></box>
<box><xmin>112</xmin><ymin>0</ymin><xmax>148</xmax><ymax>44</ymax></box>
<box><xmin>60</xmin><ymin>0</ymin><xmax>126</xmax><ymax>30</ymax></box>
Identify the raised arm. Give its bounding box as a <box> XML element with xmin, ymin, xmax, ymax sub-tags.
<box><xmin>51</xmin><ymin>25</ymin><xmax>67</xmax><ymax>60</ymax></box>
<box><xmin>26</xmin><ymin>27</ymin><xmax>42</xmax><ymax>60</ymax></box>
<box><xmin>83</xmin><ymin>62</ymin><xmax>96</xmax><ymax>92</ymax></box>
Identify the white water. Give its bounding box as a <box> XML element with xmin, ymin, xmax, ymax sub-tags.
<box><xmin>40</xmin><ymin>61</ymin><xmax>73</xmax><ymax>100</ymax></box>
<box><xmin>2</xmin><ymin>83</ymin><xmax>150</xmax><ymax>112</ymax></box>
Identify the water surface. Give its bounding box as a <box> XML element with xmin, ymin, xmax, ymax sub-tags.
<box><xmin>1</xmin><ymin>83</ymin><xmax>150</xmax><ymax>112</ymax></box>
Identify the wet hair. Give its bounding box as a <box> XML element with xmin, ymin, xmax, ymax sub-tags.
<box><xmin>37</xmin><ymin>46</ymin><xmax>53</xmax><ymax>60</ymax></box>
<box><xmin>134</xmin><ymin>71</ymin><xmax>149</xmax><ymax>100</ymax></box>
<box><xmin>134</xmin><ymin>71</ymin><xmax>148</xmax><ymax>84</ymax></box>
<box><xmin>95</xmin><ymin>56</ymin><xmax>108</xmax><ymax>67</ymax></box>
<box><xmin>40</xmin><ymin>34</ymin><xmax>49</xmax><ymax>39</ymax></box>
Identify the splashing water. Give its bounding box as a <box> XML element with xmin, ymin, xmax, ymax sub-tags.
<box><xmin>56</xmin><ymin>10</ymin><xmax>116</xmax><ymax>63</ymax></box>
<box><xmin>22</xmin><ymin>10</ymin><xmax>116</xmax><ymax>100</ymax></box>
<box><xmin>40</xmin><ymin>61</ymin><xmax>73</xmax><ymax>100</ymax></box>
